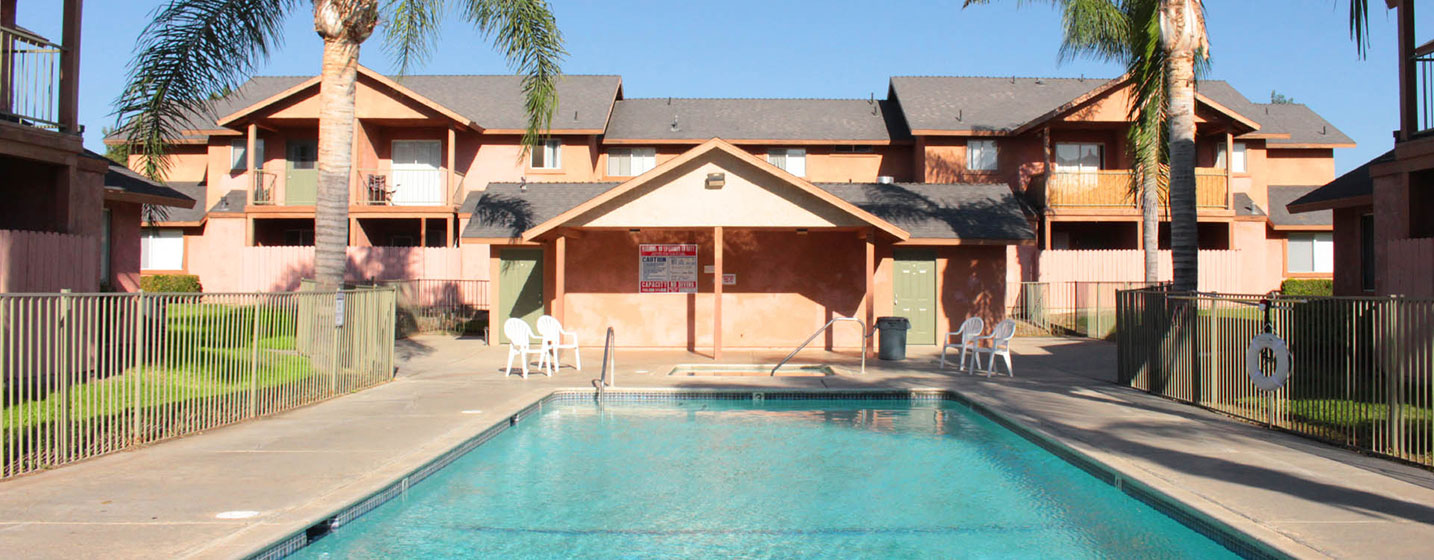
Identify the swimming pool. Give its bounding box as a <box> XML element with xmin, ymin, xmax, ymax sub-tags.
<box><xmin>284</xmin><ymin>394</ymin><xmax>1261</xmax><ymax>559</ymax></box>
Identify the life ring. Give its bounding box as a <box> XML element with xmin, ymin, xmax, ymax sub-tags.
<box><xmin>1246</xmin><ymin>333</ymin><xmax>1290</xmax><ymax>391</ymax></box>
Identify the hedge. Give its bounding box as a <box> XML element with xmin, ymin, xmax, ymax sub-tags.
<box><xmin>1280</xmin><ymin>278</ymin><xmax>1332</xmax><ymax>297</ymax></box>
<box><xmin>140</xmin><ymin>274</ymin><xmax>203</xmax><ymax>293</ymax></box>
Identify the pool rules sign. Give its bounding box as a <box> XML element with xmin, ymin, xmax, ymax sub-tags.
<box><xmin>639</xmin><ymin>244</ymin><xmax>698</xmax><ymax>293</ymax></box>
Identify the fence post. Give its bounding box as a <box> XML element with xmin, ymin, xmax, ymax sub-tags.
<box><xmin>56</xmin><ymin>289</ymin><xmax>71</xmax><ymax>464</ymax></box>
<box><xmin>247</xmin><ymin>294</ymin><xmax>262</xmax><ymax>418</ymax></box>
<box><xmin>132</xmin><ymin>291</ymin><xmax>145</xmax><ymax>445</ymax></box>
<box><xmin>1386</xmin><ymin>296</ymin><xmax>1404</xmax><ymax>458</ymax></box>
<box><xmin>330</xmin><ymin>292</ymin><xmax>341</xmax><ymax>396</ymax></box>
<box><xmin>388</xmin><ymin>288</ymin><xmax>397</xmax><ymax>379</ymax></box>
<box><xmin>1208</xmin><ymin>300</ymin><xmax>1220</xmax><ymax>407</ymax></box>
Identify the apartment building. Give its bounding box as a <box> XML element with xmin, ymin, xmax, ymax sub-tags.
<box><xmin>1290</xmin><ymin>0</ymin><xmax>1431</xmax><ymax>297</ymax></box>
<box><xmin>112</xmin><ymin>66</ymin><xmax>1351</xmax><ymax>349</ymax></box>
<box><xmin>1</xmin><ymin>0</ymin><xmax>191</xmax><ymax>293</ymax></box>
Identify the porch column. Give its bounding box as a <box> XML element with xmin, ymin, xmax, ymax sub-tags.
<box><xmin>349</xmin><ymin>217</ymin><xmax>359</xmax><ymax>246</ymax></box>
<box><xmin>1224</xmin><ymin>130</ymin><xmax>1235</xmax><ymax>208</ymax></box>
<box><xmin>246</xmin><ymin>123</ymin><xmax>258</xmax><ymax>196</ymax></box>
<box><xmin>445</xmin><ymin>216</ymin><xmax>453</xmax><ymax>246</ymax></box>
<box><xmin>58</xmin><ymin>0</ymin><xmax>81</xmax><ymax>133</ymax></box>
<box><xmin>714</xmin><ymin>226</ymin><xmax>724</xmax><ymax>360</ymax></box>
<box><xmin>554</xmin><ymin>234</ymin><xmax>566</xmax><ymax>322</ymax></box>
<box><xmin>864</xmin><ymin>229</ymin><xmax>875</xmax><ymax>358</ymax></box>
<box><xmin>420</xmin><ymin>218</ymin><xmax>428</xmax><ymax>248</ymax></box>
<box><xmin>446</xmin><ymin>127</ymin><xmax>457</xmax><ymax>204</ymax></box>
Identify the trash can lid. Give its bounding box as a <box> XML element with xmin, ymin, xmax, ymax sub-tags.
<box><xmin>875</xmin><ymin>316</ymin><xmax>910</xmax><ymax>329</ymax></box>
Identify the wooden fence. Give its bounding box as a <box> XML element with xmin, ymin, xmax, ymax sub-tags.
<box><xmin>0</xmin><ymin>230</ymin><xmax>99</xmax><ymax>293</ymax></box>
<box><xmin>1117</xmin><ymin>289</ymin><xmax>1434</xmax><ymax>467</ymax></box>
<box><xmin>233</xmin><ymin>246</ymin><xmax>467</xmax><ymax>292</ymax></box>
<box><xmin>0</xmin><ymin>287</ymin><xmax>397</xmax><ymax>478</ymax></box>
<box><xmin>1036</xmin><ymin>249</ymin><xmax>1259</xmax><ymax>293</ymax></box>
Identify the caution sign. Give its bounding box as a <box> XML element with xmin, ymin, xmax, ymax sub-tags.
<box><xmin>639</xmin><ymin>244</ymin><xmax>698</xmax><ymax>293</ymax></box>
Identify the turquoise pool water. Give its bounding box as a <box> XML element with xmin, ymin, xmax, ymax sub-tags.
<box><xmin>293</xmin><ymin>399</ymin><xmax>1243</xmax><ymax>559</ymax></box>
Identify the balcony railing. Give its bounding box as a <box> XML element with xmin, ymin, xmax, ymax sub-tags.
<box><xmin>355</xmin><ymin>168</ymin><xmax>456</xmax><ymax>206</ymax></box>
<box><xmin>0</xmin><ymin>25</ymin><xmax>62</xmax><ymax>130</ymax></box>
<box><xmin>249</xmin><ymin>170</ymin><xmax>278</xmax><ymax>206</ymax></box>
<box><xmin>1415</xmin><ymin>45</ymin><xmax>1434</xmax><ymax>135</ymax></box>
<box><xmin>1044</xmin><ymin>169</ymin><xmax>1229</xmax><ymax>209</ymax></box>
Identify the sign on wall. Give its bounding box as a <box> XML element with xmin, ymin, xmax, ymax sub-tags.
<box><xmin>639</xmin><ymin>244</ymin><xmax>698</xmax><ymax>293</ymax></box>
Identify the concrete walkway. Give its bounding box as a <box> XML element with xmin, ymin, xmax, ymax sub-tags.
<box><xmin>0</xmin><ymin>335</ymin><xmax>1430</xmax><ymax>559</ymax></box>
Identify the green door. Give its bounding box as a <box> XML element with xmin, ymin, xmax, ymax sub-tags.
<box><xmin>285</xmin><ymin>139</ymin><xmax>318</xmax><ymax>205</ymax></box>
<box><xmin>498</xmin><ymin>249</ymin><xmax>545</xmax><ymax>344</ymax></box>
<box><xmin>894</xmin><ymin>250</ymin><xmax>937</xmax><ymax>345</ymax></box>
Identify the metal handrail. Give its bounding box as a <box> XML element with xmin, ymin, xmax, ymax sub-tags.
<box><xmin>593</xmin><ymin>327</ymin><xmax>615</xmax><ymax>398</ymax></box>
<box><xmin>771</xmin><ymin>317</ymin><xmax>868</xmax><ymax>376</ymax></box>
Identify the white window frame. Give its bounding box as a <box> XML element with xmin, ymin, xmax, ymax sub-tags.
<box><xmin>530</xmin><ymin>139</ymin><xmax>562</xmax><ymax>169</ymax></box>
<box><xmin>767</xmin><ymin>148</ymin><xmax>806</xmax><ymax>177</ymax></box>
<box><xmin>1053</xmin><ymin>142</ymin><xmax>1103</xmax><ymax>173</ymax></box>
<box><xmin>607</xmin><ymin>147</ymin><xmax>657</xmax><ymax>177</ymax></box>
<box><xmin>1216</xmin><ymin>141</ymin><xmax>1248</xmax><ymax>173</ymax></box>
<box><xmin>230</xmin><ymin>138</ymin><xmax>265</xmax><ymax>171</ymax></box>
<box><xmin>140</xmin><ymin>229</ymin><xmax>185</xmax><ymax>271</ymax></box>
<box><xmin>967</xmin><ymin>139</ymin><xmax>999</xmax><ymax>171</ymax></box>
<box><xmin>1287</xmin><ymin>232</ymin><xmax>1333</xmax><ymax>274</ymax></box>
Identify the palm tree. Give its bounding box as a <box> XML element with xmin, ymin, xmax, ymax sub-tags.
<box><xmin>1058</xmin><ymin>0</ymin><xmax>1167</xmax><ymax>284</ymax></box>
<box><xmin>115</xmin><ymin>0</ymin><xmax>564</xmax><ymax>289</ymax></box>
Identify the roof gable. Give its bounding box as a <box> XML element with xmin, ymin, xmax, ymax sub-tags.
<box><xmin>521</xmin><ymin>138</ymin><xmax>909</xmax><ymax>241</ymax></box>
<box><xmin>603</xmin><ymin>98</ymin><xmax>910</xmax><ymax>143</ymax></box>
<box><xmin>217</xmin><ymin>67</ymin><xmax>479</xmax><ymax>129</ymax></box>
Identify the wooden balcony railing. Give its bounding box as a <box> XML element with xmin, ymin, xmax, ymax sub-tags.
<box><xmin>1</xmin><ymin>25</ymin><xmax>63</xmax><ymax>130</ymax></box>
<box><xmin>355</xmin><ymin>168</ymin><xmax>457</xmax><ymax>206</ymax></box>
<box><xmin>1044</xmin><ymin>169</ymin><xmax>1229</xmax><ymax>209</ymax></box>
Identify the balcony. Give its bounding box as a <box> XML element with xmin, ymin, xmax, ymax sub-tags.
<box><xmin>1044</xmin><ymin>169</ymin><xmax>1229</xmax><ymax>210</ymax></box>
<box><xmin>1</xmin><ymin>25</ymin><xmax>63</xmax><ymax>130</ymax></box>
<box><xmin>243</xmin><ymin>168</ymin><xmax>463</xmax><ymax>208</ymax></box>
<box><xmin>1414</xmin><ymin>42</ymin><xmax>1434</xmax><ymax>136</ymax></box>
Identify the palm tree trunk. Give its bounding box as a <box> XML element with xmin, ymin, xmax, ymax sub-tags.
<box><xmin>1141</xmin><ymin>166</ymin><xmax>1159</xmax><ymax>284</ymax></box>
<box><xmin>1167</xmin><ymin>47</ymin><xmax>1198</xmax><ymax>292</ymax></box>
<box><xmin>1161</xmin><ymin>0</ymin><xmax>1206</xmax><ymax>292</ymax></box>
<box><xmin>312</xmin><ymin>1</ymin><xmax>377</xmax><ymax>289</ymax></box>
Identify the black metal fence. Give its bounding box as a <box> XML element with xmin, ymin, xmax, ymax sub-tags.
<box><xmin>1116</xmin><ymin>289</ymin><xmax>1434</xmax><ymax>467</ymax></box>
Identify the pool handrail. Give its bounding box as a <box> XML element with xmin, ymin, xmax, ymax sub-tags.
<box><xmin>593</xmin><ymin>327</ymin><xmax>616</xmax><ymax>399</ymax></box>
<box><xmin>771</xmin><ymin>317</ymin><xmax>869</xmax><ymax>376</ymax></box>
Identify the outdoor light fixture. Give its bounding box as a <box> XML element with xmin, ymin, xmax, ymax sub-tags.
<box><xmin>706</xmin><ymin>172</ymin><xmax>725</xmax><ymax>189</ymax></box>
<box><xmin>629</xmin><ymin>228</ymin><xmax>642</xmax><ymax>234</ymax></box>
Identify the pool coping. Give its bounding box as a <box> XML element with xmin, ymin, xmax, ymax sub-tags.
<box><xmin>242</xmin><ymin>387</ymin><xmax>1307</xmax><ymax>560</ymax></box>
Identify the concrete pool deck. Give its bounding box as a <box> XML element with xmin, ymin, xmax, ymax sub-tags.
<box><xmin>0</xmin><ymin>335</ymin><xmax>1431</xmax><ymax>559</ymax></box>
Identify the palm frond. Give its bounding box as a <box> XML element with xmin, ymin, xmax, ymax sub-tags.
<box><xmin>383</xmin><ymin>0</ymin><xmax>447</xmax><ymax>75</ymax></box>
<box><xmin>114</xmin><ymin>0</ymin><xmax>299</xmax><ymax>181</ymax></box>
<box><xmin>1058</xmin><ymin>0</ymin><xmax>1129</xmax><ymax>63</ymax></box>
<box><xmin>461</xmin><ymin>0</ymin><xmax>565</xmax><ymax>151</ymax></box>
<box><xmin>1350</xmin><ymin>0</ymin><xmax>1371</xmax><ymax>59</ymax></box>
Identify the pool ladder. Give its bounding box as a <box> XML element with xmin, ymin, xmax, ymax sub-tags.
<box><xmin>771</xmin><ymin>317</ymin><xmax>870</xmax><ymax>376</ymax></box>
<box><xmin>593</xmin><ymin>327</ymin><xmax>615</xmax><ymax>400</ymax></box>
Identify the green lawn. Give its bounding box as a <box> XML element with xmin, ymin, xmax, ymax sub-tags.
<box><xmin>2</xmin><ymin>302</ymin><xmax>318</xmax><ymax>429</ymax></box>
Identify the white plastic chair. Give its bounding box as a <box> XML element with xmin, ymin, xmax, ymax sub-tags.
<box><xmin>940</xmin><ymin>317</ymin><xmax>985</xmax><ymax>371</ymax></box>
<box><xmin>536</xmin><ymin>315</ymin><xmax>581</xmax><ymax>371</ymax></box>
<box><xmin>503</xmin><ymin>318</ymin><xmax>550</xmax><ymax>379</ymax></box>
<box><xmin>970</xmin><ymin>319</ymin><xmax>1017</xmax><ymax>377</ymax></box>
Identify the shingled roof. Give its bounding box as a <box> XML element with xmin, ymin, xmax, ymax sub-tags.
<box><xmin>106</xmin><ymin>73</ymin><xmax>621</xmax><ymax>143</ymax></box>
<box><xmin>1249</xmin><ymin>104</ymin><xmax>1355</xmax><ymax>147</ymax></box>
<box><xmin>462</xmin><ymin>180</ymin><xmax>1032</xmax><ymax>242</ymax></box>
<box><xmin>889</xmin><ymin>76</ymin><xmax>1109</xmax><ymax>133</ymax></box>
<box><xmin>460</xmin><ymin>182</ymin><xmax>622</xmax><ymax>239</ymax></box>
<box><xmin>1267</xmin><ymin>186</ymin><xmax>1334</xmax><ymax>227</ymax></box>
<box><xmin>815</xmin><ymin>182</ymin><xmax>1034</xmax><ymax>241</ymax></box>
<box><xmin>1288</xmin><ymin>149</ymin><xmax>1392</xmax><ymax>213</ymax></box>
<box><xmin>603</xmin><ymin>98</ymin><xmax>910</xmax><ymax>142</ymax></box>
<box><xmin>85</xmin><ymin>151</ymin><xmax>195</xmax><ymax>209</ymax></box>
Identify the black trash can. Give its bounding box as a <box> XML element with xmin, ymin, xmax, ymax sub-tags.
<box><xmin>875</xmin><ymin>316</ymin><xmax>911</xmax><ymax>361</ymax></box>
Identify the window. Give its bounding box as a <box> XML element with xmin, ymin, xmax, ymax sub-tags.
<box><xmin>967</xmin><ymin>140</ymin><xmax>998</xmax><ymax>171</ymax></box>
<box><xmin>230</xmin><ymin>138</ymin><xmax>266</xmax><ymax>171</ymax></box>
<box><xmin>834</xmin><ymin>145</ymin><xmax>874</xmax><ymax>154</ymax></box>
<box><xmin>767</xmin><ymin>148</ymin><xmax>806</xmax><ymax>176</ymax></box>
<box><xmin>141</xmin><ymin>229</ymin><xmax>185</xmax><ymax>271</ymax></box>
<box><xmin>607</xmin><ymin>147</ymin><xmax>656</xmax><ymax>176</ymax></box>
<box><xmin>530</xmin><ymin>139</ymin><xmax>561</xmax><ymax>169</ymax></box>
<box><xmin>1215</xmin><ymin>142</ymin><xmax>1247</xmax><ymax>173</ymax></box>
<box><xmin>1287</xmin><ymin>232</ymin><xmax>1333</xmax><ymax>274</ymax></box>
<box><xmin>1053</xmin><ymin>143</ymin><xmax>1102</xmax><ymax>172</ymax></box>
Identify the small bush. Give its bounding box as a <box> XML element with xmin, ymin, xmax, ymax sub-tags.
<box><xmin>141</xmin><ymin>274</ymin><xmax>203</xmax><ymax>293</ymax></box>
<box><xmin>1280</xmin><ymin>278</ymin><xmax>1333</xmax><ymax>297</ymax></box>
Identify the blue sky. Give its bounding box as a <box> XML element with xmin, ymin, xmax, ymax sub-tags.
<box><xmin>17</xmin><ymin>0</ymin><xmax>1408</xmax><ymax>174</ymax></box>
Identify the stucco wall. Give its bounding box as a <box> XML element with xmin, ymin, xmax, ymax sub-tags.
<box><xmin>105</xmin><ymin>201</ymin><xmax>142</xmax><ymax>292</ymax></box>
